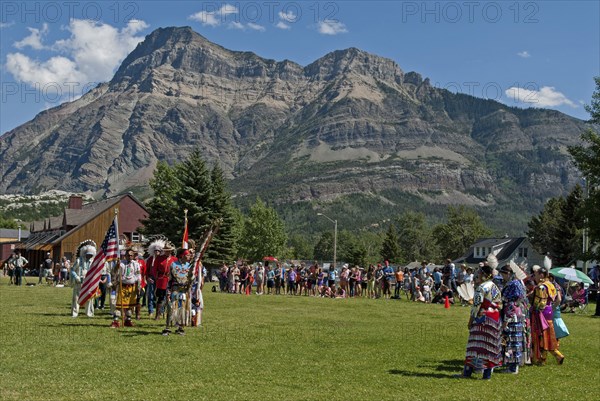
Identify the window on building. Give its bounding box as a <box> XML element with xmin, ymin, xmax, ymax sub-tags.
<box><xmin>478</xmin><ymin>247</ymin><xmax>485</xmax><ymax>257</ymax></box>
<box><xmin>518</xmin><ymin>247</ymin><xmax>529</xmax><ymax>258</ymax></box>
<box><xmin>131</xmin><ymin>232</ymin><xmax>141</xmax><ymax>242</ymax></box>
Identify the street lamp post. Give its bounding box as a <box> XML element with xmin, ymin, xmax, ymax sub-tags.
<box><xmin>582</xmin><ymin>177</ymin><xmax>590</xmax><ymax>275</ymax></box>
<box><xmin>317</xmin><ymin>213</ymin><xmax>337</xmax><ymax>270</ymax></box>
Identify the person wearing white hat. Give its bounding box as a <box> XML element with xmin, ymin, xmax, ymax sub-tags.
<box><xmin>71</xmin><ymin>240</ymin><xmax>97</xmax><ymax>317</ymax></box>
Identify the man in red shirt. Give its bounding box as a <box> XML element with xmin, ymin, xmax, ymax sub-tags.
<box><xmin>146</xmin><ymin>239</ymin><xmax>175</xmax><ymax>320</ymax></box>
<box><xmin>146</xmin><ymin>240</ymin><xmax>164</xmax><ymax>317</ymax></box>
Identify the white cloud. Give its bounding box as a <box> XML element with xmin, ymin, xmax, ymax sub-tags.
<box><xmin>6</xmin><ymin>19</ymin><xmax>149</xmax><ymax>97</ymax></box>
<box><xmin>14</xmin><ymin>23</ymin><xmax>49</xmax><ymax>50</ymax></box>
<box><xmin>219</xmin><ymin>4</ymin><xmax>239</xmax><ymax>16</ymax></box>
<box><xmin>6</xmin><ymin>53</ymin><xmax>86</xmax><ymax>88</ymax></box>
<box><xmin>505</xmin><ymin>86</ymin><xmax>577</xmax><ymax>108</ymax></box>
<box><xmin>227</xmin><ymin>21</ymin><xmax>265</xmax><ymax>31</ymax></box>
<box><xmin>276</xmin><ymin>21</ymin><xmax>291</xmax><ymax>30</ymax></box>
<box><xmin>517</xmin><ymin>50</ymin><xmax>531</xmax><ymax>58</ymax></box>
<box><xmin>0</xmin><ymin>21</ymin><xmax>15</xmax><ymax>29</ymax></box>
<box><xmin>317</xmin><ymin>19</ymin><xmax>348</xmax><ymax>35</ymax></box>
<box><xmin>228</xmin><ymin>21</ymin><xmax>245</xmax><ymax>30</ymax></box>
<box><xmin>247</xmin><ymin>23</ymin><xmax>265</xmax><ymax>32</ymax></box>
<box><xmin>189</xmin><ymin>4</ymin><xmax>239</xmax><ymax>27</ymax></box>
<box><xmin>279</xmin><ymin>11</ymin><xmax>297</xmax><ymax>22</ymax></box>
<box><xmin>189</xmin><ymin>11</ymin><xmax>220</xmax><ymax>26</ymax></box>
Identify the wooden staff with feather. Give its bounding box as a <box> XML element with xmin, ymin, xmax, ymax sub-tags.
<box><xmin>187</xmin><ymin>219</ymin><xmax>222</xmax><ymax>326</ymax></box>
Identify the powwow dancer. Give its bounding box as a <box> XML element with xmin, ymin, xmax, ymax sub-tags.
<box><xmin>154</xmin><ymin>241</ymin><xmax>176</xmax><ymax>320</ymax></box>
<box><xmin>135</xmin><ymin>249</ymin><xmax>147</xmax><ymax>320</ymax></box>
<box><xmin>499</xmin><ymin>264</ymin><xmax>527</xmax><ymax>374</ymax></box>
<box><xmin>111</xmin><ymin>248</ymin><xmax>141</xmax><ymax>328</ymax></box>
<box><xmin>530</xmin><ymin>266</ymin><xmax>565</xmax><ymax>365</ymax></box>
<box><xmin>71</xmin><ymin>240</ymin><xmax>97</xmax><ymax>317</ymax></box>
<box><xmin>163</xmin><ymin>248</ymin><xmax>194</xmax><ymax>336</ymax></box>
<box><xmin>456</xmin><ymin>256</ymin><xmax>503</xmax><ymax>380</ymax></box>
<box><xmin>188</xmin><ymin>223</ymin><xmax>219</xmax><ymax>326</ymax></box>
<box><xmin>145</xmin><ymin>237</ymin><xmax>167</xmax><ymax>316</ymax></box>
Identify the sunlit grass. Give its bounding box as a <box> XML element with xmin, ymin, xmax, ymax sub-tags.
<box><xmin>0</xmin><ymin>278</ymin><xmax>598</xmax><ymax>401</ymax></box>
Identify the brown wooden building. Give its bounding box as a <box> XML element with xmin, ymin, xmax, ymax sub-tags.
<box><xmin>1</xmin><ymin>228</ymin><xmax>30</xmax><ymax>266</ymax></box>
<box><xmin>19</xmin><ymin>194</ymin><xmax>148</xmax><ymax>267</ymax></box>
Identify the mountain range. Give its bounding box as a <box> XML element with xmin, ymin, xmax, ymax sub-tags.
<box><xmin>0</xmin><ymin>26</ymin><xmax>592</xmax><ymax>233</ymax></box>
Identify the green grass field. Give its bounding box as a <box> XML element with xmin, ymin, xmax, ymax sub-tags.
<box><xmin>0</xmin><ymin>279</ymin><xmax>598</xmax><ymax>401</ymax></box>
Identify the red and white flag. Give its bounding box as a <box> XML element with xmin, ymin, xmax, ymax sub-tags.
<box><xmin>78</xmin><ymin>216</ymin><xmax>119</xmax><ymax>306</ymax></box>
<box><xmin>182</xmin><ymin>213</ymin><xmax>189</xmax><ymax>250</ymax></box>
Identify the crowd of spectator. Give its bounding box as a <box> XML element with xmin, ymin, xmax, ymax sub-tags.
<box><xmin>214</xmin><ymin>259</ymin><xmax>481</xmax><ymax>305</ymax></box>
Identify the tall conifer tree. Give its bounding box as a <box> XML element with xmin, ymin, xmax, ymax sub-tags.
<box><xmin>141</xmin><ymin>161</ymin><xmax>181</xmax><ymax>241</ymax></box>
<box><xmin>381</xmin><ymin>224</ymin><xmax>401</xmax><ymax>263</ymax></box>
<box><xmin>175</xmin><ymin>149</ymin><xmax>213</xmax><ymax>245</ymax></box>
<box><xmin>203</xmin><ymin>164</ymin><xmax>239</xmax><ymax>267</ymax></box>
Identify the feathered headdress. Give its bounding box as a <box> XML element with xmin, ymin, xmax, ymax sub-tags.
<box><xmin>510</xmin><ymin>260</ymin><xmax>528</xmax><ymax>281</ymax></box>
<box><xmin>76</xmin><ymin>239</ymin><xmax>97</xmax><ymax>258</ymax></box>
<box><xmin>486</xmin><ymin>253</ymin><xmax>498</xmax><ymax>270</ymax></box>
<box><xmin>148</xmin><ymin>239</ymin><xmax>165</xmax><ymax>255</ymax></box>
<box><xmin>544</xmin><ymin>255</ymin><xmax>552</xmax><ymax>270</ymax></box>
<box><xmin>146</xmin><ymin>235</ymin><xmax>170</xmax><ymax>255</ymax></box>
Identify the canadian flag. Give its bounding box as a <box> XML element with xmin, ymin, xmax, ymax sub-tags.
<box><xmin>182</xmin><ymin>212</ymin><xmax>189</xmax><ymax>250</ymax></box>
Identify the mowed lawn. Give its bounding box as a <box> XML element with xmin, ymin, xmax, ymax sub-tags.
<box><xmin>0</xmin><ymin>278</ymin><xmax>598</xmax><ymax>401</ymax></box>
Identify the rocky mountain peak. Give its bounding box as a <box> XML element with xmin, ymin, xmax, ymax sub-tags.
<box><xmin>304</xmin><ymin>47</ymin><xmax>404</xmax><ymax>83</ymax></box>
<box><xmin>0</xmin><ymin>26</ymin><xmax>591</xmax><ymax>236</ymax></box>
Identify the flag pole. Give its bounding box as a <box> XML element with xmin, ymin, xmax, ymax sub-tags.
<box><xmin>115</xmin><ymin>208</ymin><xmax>124</xmax><ymax>328</ymax></box>
<box><xmin>183</xmin><ymin>209</ymin><xmax>188</xmax><ymax>249</ymax></box>
<box><xmin>183</xmin><ymin>209</ymin><xmax>189</xmax><ymax>325</ymax></box>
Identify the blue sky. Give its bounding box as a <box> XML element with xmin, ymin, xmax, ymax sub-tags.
<box><xmin>1</xmin><ymin>1</ymin><xmax>598</xmax><ymax>134</ymax></box>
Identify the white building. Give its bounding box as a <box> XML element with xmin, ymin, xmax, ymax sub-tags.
<box><xmin>454</xmin><ymin>237</ymin><xmax>544</xmax><ymax>269</ymax></box>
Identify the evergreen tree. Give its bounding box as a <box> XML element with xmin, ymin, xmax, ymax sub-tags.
<box><xmin>569</xmin><ymin>76</ymin><xmax>600</xmax><ymax>261</ymax></box>
<box><xmin>397</xmin><ymin>211</ymin><xmax>438</xmax><ymax>263</ymax></box>
<box><xmin>555</xmin><ymin>185</ymin><xmax>584</xmax><ymax>264</ymax></box>
<box><xmin>203</xmin><ymin>164</ymin><xmax>239</xmax><ymax>267</ymax></box>
<box><xmin>527</xmin><ymin>197</ymin><xmax>564</xmax><ymax>258</ymax></box>
<box><xmin>141</xmin><ymin>161</ymin><xmax>181</xmax><ymax>241</ymax></box>
<box><xmin>527</xmin><ymin>186</ymin><xmax>584</xmax><ymax>265</ymax></box>
<box><xmin>348</xmin><ymin>241</ymin><xmax>368</xmax><ymax>267</ymax></box>
<box><xmin>381</xmin><ymin>224</ymin><xmax>401</xmax><ymax>263</ymax></box>
<box><xmin>238</xmin><ymin>198</ymin><xmax>287</xmax><ymax>262</ymax></box>
<box><xmin>174</xmin><ymin>149</ymin><xmax>213</xmax><ymax>248</ymax></box>
<box><xmin>313</xmin><ymin>231</ymin><xmax>334</xmax><ymax>261</ymax></box>
<box><xmin>434</xmin><ymin>206</ymin><xmax>492</xmax><ymax>260</ymax></box>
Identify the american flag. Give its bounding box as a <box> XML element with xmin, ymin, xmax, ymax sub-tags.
<box><xmin>78</xmin><ymin>217</ymin><xmax>119</xmax><ymax>306</ymax></box>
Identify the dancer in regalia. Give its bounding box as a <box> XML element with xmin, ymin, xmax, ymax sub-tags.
<box><xmin>71</xmin><ymin>240</ymin><xmax>97</xmax><ymax>317</ymax></box>
<box><xmin>163</xmin><ymin>248</ymin><xmax>194</xmax><ymax>336</ymax></box>
<box><xmin>498</xmin><ymin>264</ymin><xmax>527</xmax><ymax>374</ymax></box>
<box><xmin>456</xmin><ymin>259</ymin><xmax>503</xmax><ymax>380</ymax></box>
<box><xmin>530</xmin><ymin>267</ymin><xmax>565</xmax><ymax>365</ymax></box>
<box><xmin>145</xmin><ymin>238</ymin><xmax>167</xmax><ymax>317</ymax></box>
<box><xmin>111</xmin><ymin>248</ymin><xmax>141</xmax><ymax>328</ymax></box>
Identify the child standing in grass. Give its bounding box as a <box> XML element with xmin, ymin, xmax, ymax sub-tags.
<box><xmin>423</xmin><ymin>274</ymin><xmax>433</xmax><ymax>303</ymax></box>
